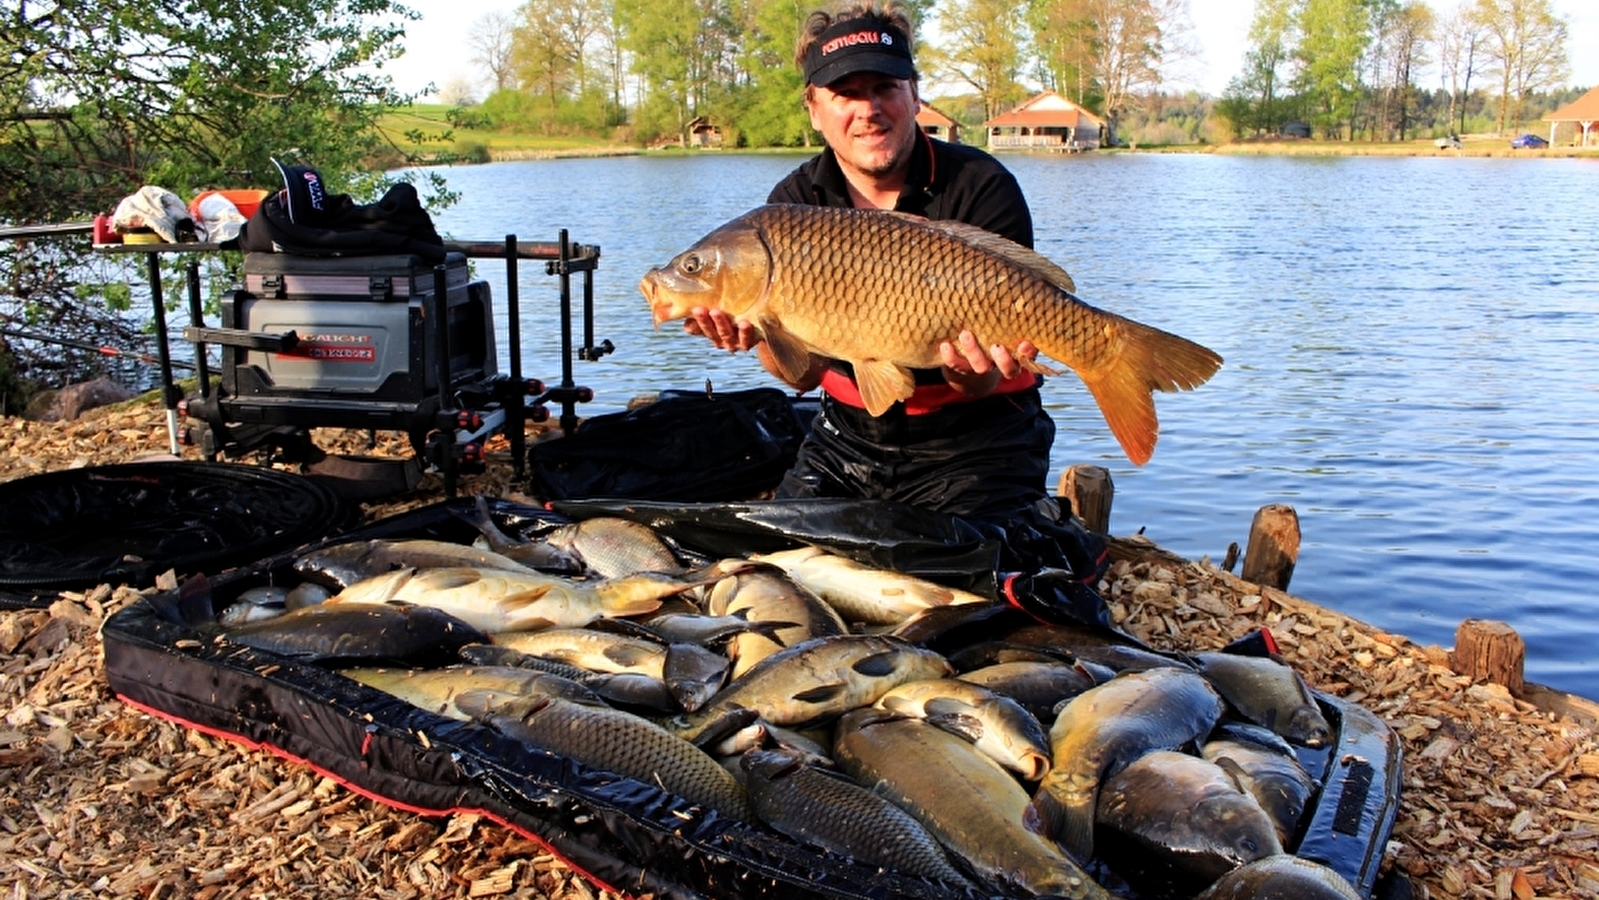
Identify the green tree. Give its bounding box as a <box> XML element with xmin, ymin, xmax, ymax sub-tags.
<box><xmin>940</xmin><ymin>0</ymin><xmax>1031</xmax><ymax>122</ymax></box>
<box><xmin>1472</xmin><ymin>0</ymin><xmax>1569</xmax><ymax>133</ymax></box>
<box><xmin>731</xmin><ymin>0</ymin><xmax>813</xmax><ymax>148</ymax></box>
<box><xmin>1025</xmin><ymin>0</ymin><xmax>1188</xmax><ymax>145</ymax></box>
<box><xmin>1293</xmin><ymin>0</ymin><xmax>1370</xmax><ymax>138</ymax></box>
<box><xmin>0</xmin><ymin>0</ymin><xmax>434</xmax><ymax>393</ymax></box>
<box><xmin>1216</xmin><ymin>0</ymin><xmax>1297</xmax><ymax>137</ymax></box>
<box><xmin>1382</xmin><ymin>2</ymin><xmax>1434</xmax><ymax>140</ymax></box>
<box><xmin>1029</xmin><ymin>0</ymin><xmax>1099</xmax><ymax>107</ymax></box>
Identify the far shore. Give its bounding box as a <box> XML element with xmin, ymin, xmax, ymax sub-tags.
<box><xmin>468</xmin><ymin>137</ymin><xmax>1598</xmax><ymax>164</ymax></box>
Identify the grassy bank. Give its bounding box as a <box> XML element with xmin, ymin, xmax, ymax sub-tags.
<box><xmin>381</xmin><ymin>103</ymin><xmax>1599</xmax><ymax>161</ymax></box>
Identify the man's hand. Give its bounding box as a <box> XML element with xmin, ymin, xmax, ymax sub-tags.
<box><xmin>684</xmin><ymin>307</ymin><xmax>759</xmax><ymax>352</ymax></box>
<box><xmin>939</xmin><ymin>331</ymin><xmax>1038</xmax><ymax>396</ymax></box>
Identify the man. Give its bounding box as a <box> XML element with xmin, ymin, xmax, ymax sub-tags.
<box><xmin>685</xmin><ymin>1</ymin><xmax>1058</xmax><ymax>527</ymax></box>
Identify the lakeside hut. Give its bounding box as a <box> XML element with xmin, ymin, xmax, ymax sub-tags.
<box><xmin>686</xmin><ymin>116</ymin><xmax>724</xmax><ymax>148</ymax></box>
<box><xmin>1543</xmin><ymin>85</ymin><xmax>1599</xmax><ymax>147</ymax></box>
<box><xmin>983</xmin><ymin>90</ymin><xmax>1105</xmax><ymax>152</ymax></box>
<box><xmin>915</xmin><ymin>101</ymin><xmax>961</xmax><ymax>143</ymax></box>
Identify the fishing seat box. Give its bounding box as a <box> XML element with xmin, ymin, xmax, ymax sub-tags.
<box><xmin>99</xmin><ymin>497</ymin><xmax>1403</xmax><ymax>900</ymax></box>
<box><xmin>218</xmin><ymin>251</ymin><xmax>496</xmax><ymax>413</ymax></box>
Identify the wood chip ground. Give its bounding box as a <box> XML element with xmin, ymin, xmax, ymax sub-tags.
<box><xmin>3</xmin><ymin>398</ymin><xmax>1596</xmax><ymax>899</ymax></box>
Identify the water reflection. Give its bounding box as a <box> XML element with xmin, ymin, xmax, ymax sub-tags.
<box><xmin>413</xmin><ymin>153</ymin><xmax>1599</xmax><ymax>699</ymax></box>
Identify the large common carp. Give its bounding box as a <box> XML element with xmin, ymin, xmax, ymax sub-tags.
<box><xmin>740</xmin><ymin>746</ymin><xmax>972</xmax><ymax>888</ymax></box>
<box><xmin>324</xmin><ymin>565</ymin><xmax>716</xmax><ymax>633</ymax></box>
<box><xmin>833</xmin><ymin>708</ymin><xmax>1111</xmax><ymax>899</ymax></box>
<box><xmin>671</xmin><ymin>634</ymin><xmax>951</xmax><ymax>743</ymax></box>
<box><xmin>640</xmin><ymin>204</ymin><xmax>1222</xmax><ymax>465</ymax></box>
<box><xmin>455</xmin><ymin>690</ymin><xmax>753</xmax><ymax>823</ymax></box>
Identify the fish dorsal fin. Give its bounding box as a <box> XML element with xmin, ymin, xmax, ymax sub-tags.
<box><xmin>759</xmin><ymin>317</ymin><xmax>815</xmax><ymax>385</ymax></box>
<box><xmin>420</xmin><ymin>567</ymin><xmax>485</xmax><ymax>591</ymax></box>
<box><xmin>850</xmin><ymin>359</ymin><xmax>916</xmax><ymax>416</ymax></box>
<box><xmin>902</xmin><ymin>215</ymin><xmax>1077</xmax><ymax>294</ymax></box>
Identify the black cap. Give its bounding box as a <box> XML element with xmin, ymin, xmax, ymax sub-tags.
<box><xmin>271</xmin><ymin>157</ymin><xmax>329</xmax><ymax>225</ymax></box>
<box><xmin>802</xmin><ymin>16</ymin><xmax>916</xmax><ymax>87</ymax></box>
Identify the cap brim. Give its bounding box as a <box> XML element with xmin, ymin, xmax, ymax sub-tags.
<box><xmin>808</xmin><ymin>53</ymin><xmax>916</xmax><ymax>87</ymax></box>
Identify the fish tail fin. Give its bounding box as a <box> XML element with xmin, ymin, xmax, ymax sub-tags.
<box><xmin>591</xmin><ymin>581</ymin><xmax>667</xmax><ymax>617</ymax></box>
<box><xmin>1025</xmin><ymin>784</ymin><xmax>1096</xmax><ymax>864</ymax></box>
<box><xmin>1044</xmin><ymin>312</ymin><xmax>1222</xmax><ymax>466</ymax></box>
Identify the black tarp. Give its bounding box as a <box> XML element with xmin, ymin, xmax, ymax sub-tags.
<box><xmin>0</xmin><ymin>461</ymin><xmax>355</xmax><ymax>608</ymax></box>
<box><xmin>100</xmin><ymin>496</ymin><xmax>1402</xmax><ymax>900</ymax></box>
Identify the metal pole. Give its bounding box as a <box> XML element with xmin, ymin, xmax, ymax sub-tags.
<box><xmin>186</xmin><ymin>262</ymin><xmax>211</xmax><ymax>401</ymax></box>
<box><xmin>557</xmin><ymin>229</ymin><xmax>576</xmax><ymax>434</ymax></box>
<box><xmin>145</xmin><ymin>252</ymin><xmax>181</xmax><ymax>455</ymax></box>
<box><xmin>505</xmin><ymin>234</ymin><xmax>525</xmax><ymax>479</ymax></box>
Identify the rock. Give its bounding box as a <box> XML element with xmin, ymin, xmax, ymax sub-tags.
<box><xmin>26</xmin><ymin>377</ymin><xmax>135</xmax><ymax>422</ymax></box>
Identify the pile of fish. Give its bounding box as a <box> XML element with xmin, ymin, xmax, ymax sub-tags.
<box><xmin>211</xmin><ymin>500</ymin><xmax>1365</xmax><ymax>900</ymax></box>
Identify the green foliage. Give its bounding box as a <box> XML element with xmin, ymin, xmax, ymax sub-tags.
<box><xmin>0</xmin><ymin>0</ymin><xmax>449</xmax><ymax>392</ymax></box>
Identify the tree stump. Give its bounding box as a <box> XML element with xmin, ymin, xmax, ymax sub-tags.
<box><xmin>1241</xmin><ymin>504</ymin><xmax>1299</xmax><ymax>591</ymax></box>
<box><xmin>1057</xmin><ymin>464</ymin><xmax>1113</xmax><ymax>533</ymax></box>
<box><xmin>1451</xmin><ymin>618</ymin><xmax>1525</xmax><ymax>696</ymax></box>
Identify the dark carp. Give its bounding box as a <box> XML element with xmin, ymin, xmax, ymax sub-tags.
<box><xmin>1194</xmin><ymin>651</ymin><xmax>1332</xmax><ymax>748</ymax></box>
<box><xmin>1029</xmin><ymin>666</ymin><xmax>1226</xmax><ymax>864</ymax></box>
<box><xmin>741</xmin><ymin>746</ymin><xmax>972</xmax><ymax>888</ymax></box>
<box><xmin>456</xmin><ymin>690</ymin><xmax>753</xmax><ymax>823</ymax></box>
<box><xmin>1095</xmin><ymin>750</ymin><xmax>1283</xmax><ymax>895</ymax></box>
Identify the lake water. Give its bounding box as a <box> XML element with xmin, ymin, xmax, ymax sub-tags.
<box><xmin>408</xmin><ymin>152</ymin><xmax>1599</xmax><ymax>700</ymax></box>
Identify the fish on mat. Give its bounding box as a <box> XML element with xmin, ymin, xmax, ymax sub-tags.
<box><xmin>740</xmin><ymin>746</ymin><xmax>973</xmax><ymax>888</ymax></box>
<box><xmin>641</xmin><ymin>203</ymin><xmax>1222</xmax><ymax>465</ymax></box>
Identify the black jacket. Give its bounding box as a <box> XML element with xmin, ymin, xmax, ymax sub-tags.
<box><xmin>767</xmin><ymin>131</ymin><xmax>1034</xmax><ymax>249</ymax></box>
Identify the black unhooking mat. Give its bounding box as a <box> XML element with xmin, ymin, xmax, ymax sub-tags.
<box><xmin>0</xmin><ymin>461</ymin><xmax>355</xmax><ymax>608</ymax></box>
<box><xmin>100</xmin><ymin>496</ymin><xmax>1403</xmax><ymax>900</ymax></box>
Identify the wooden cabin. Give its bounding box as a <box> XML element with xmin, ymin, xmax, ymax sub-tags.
<box><xmin>1543</xmin><ymin>86</ymin><xmax>1599</xmax><ymax>147</ymax></box>
<box><xmin>983</xmin><ymin>90</ymin><xmax>1104</xmax><ymax>151</ymax></box>
<box><xmin>686</xmin><ymin>116</ymin><xmax>724</xmax><ymax>149</ymax></box>
<box><xmin>915</xmin><ymin>102</ymin><xmax>961</xmax><ymax>144</ymax></box>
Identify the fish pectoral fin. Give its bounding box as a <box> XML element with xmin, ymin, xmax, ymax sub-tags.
<box><xmin>924</xmin><ymin>711</ymin><xmax>985</xmax><ymax>743</ymax></box>
<box><xmin>790</xmin><ymin>682</ymin><xmax>848</xmax><ymax>705</ymax></box>
<box><xmin>759</xmin><ymin>318</ymin><xmax>815</xmax><ymax>385</ymax></box>
<box><xmin>849</xmin><ymin>359</ymin><xmax>915</xmax><ymax>417</ymax></box>
<box><xmin>850</xmin><ymin>651</ymin><xmax>902</xmax><ymax>678</ymax></box>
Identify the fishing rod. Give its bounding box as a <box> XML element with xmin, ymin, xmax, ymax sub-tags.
<box><xmin>0</xmin><ymin>326</ymin><xmax>197</xmax><ymax>370</ymax></box>
<box><xmin>0</xmin><ymin>221</ymin><xmax>95</xmax><ymax>239</ymax></box>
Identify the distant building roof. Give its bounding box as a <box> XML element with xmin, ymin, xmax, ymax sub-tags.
<box><xmin>1544</xmin><ymin>86</ymin><xmax>1599</xmax><ymax>122</ymax></box>
<box><xmin>983</xmin><ymin>90</ymin><xmax>1105</xmax><ymax>128</ymax></box>
<box><xmin>915</xmin><ymin>102</ymin><xmax>957</xmax><ymax>129</ymax></box>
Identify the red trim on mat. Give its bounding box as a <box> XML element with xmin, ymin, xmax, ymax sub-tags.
<box><xmin>115</xmin><ymin>693</ymin><xmax>628</xmax><ymax>898</ymax></box>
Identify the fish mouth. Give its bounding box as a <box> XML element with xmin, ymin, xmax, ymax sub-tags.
<box><xmin>638</xmin><ymin>271</ymin><xmax>667</xmax><ymax>326</ymax></box>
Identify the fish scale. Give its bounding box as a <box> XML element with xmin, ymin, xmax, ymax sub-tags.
<box><xmin>642</xmin><ymin>204</ymin><xmax>1224</xmax><ymax>464</ymax></box>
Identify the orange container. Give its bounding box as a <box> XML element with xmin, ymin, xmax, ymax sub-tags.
<box><xmin>190</xmin><ymin>188</ymin><xmax>271</xmax><ymax>220</ymax></box>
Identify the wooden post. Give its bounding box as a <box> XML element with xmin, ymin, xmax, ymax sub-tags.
<box><xmin>1057</xmin><ymin>464</ymin><xmax>1113</xmax><ymax>533</ymax></box>
<box><xmin>1241</xmin><ymin>504</ymin><xmax>1299</xmax><ymax>591</ymax></box>
<box><xmin>1451</xmin><ymin>618</ymin><xmax>1526</xmax><ymax>696</ymax></box>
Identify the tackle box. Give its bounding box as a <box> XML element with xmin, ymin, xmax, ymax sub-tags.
<box><xmin>242</xmin><ymin>250</ymin><xmax>471</xmax><ymax>301</ymax></box>
<box><xmin>100</xmin><ymin>497</ymin><xmax>1404</xmax><ymax>900</ymax></box>
<box><xmin>222</xmin><ymin>251</ymin><xmax>496</xmax><ymax>400</ymax></box>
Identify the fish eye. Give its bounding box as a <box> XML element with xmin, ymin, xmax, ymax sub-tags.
<box><xmin>679</xmin><ymin>253</ymin><xmax>703</xmax><ymax>275</ymax></box>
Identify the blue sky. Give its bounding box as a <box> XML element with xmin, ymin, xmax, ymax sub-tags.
<box><xmin>384</xmin><ymin>0</ymin><xmax>1596</xmax><ymax>101</ymax></box>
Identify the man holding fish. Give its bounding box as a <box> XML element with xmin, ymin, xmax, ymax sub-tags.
<box><xmin>678</xmin><ymin>1</ymin><xmax>1062</xmax><ymax>524</ymax></box>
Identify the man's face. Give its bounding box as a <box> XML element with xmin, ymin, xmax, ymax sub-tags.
<box><xmin>806</xmin><ymin>72</ymin><xmax>920</xmax><ymax>182</ymax></box>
